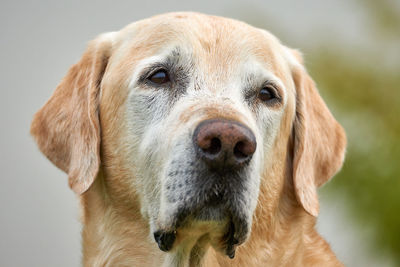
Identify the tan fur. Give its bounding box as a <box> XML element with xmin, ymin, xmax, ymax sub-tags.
<box><xmin>30</xmin><ymin>34</ymin><xmax>112</xmax><ymax>194</ymax></box>
<box><xmin>31</xmin><ymin>12</ymin><xmax>346</xmax><ymax>266</ymax></box>
<box><xmin>291</xmin><ymin>65</ymin><xmax>347</xmax><ymax>217</ymax></box>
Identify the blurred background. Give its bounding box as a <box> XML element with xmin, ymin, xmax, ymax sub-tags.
<box><xmin>1</xmin><ymin>0</ymin><xmax>399</xmax><ymax>266</ymax></box>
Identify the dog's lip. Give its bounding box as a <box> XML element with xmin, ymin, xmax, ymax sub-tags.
<box><xmin>153</xmin><ymin>230</ymin><xmax>177</xmax><ymax>252</ymax></box>
<box><xmin>223</xmin><ymin>221</ymin><xmax>239</xmax><ymax>258</ymax></box>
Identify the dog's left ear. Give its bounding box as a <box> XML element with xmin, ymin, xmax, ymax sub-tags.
<box><xmin>30</xmin><ymin>33</ymin><xmax>114</xmax><ymax>194</ymax></box>
<box><xmin>290</xmin><ymin>50</ymin><xmax>346</xmax><ymax>216</ymax></box>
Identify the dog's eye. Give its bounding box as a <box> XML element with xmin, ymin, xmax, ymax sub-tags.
<box><xmin>258</xmin><ymin>85</ymin><xmax>278</xmax><ymax>102</ymax></box>
<box><xmin>148</xmin><ymin>70</ymin><xmax>170</xmax><ymax>84</ymax></box>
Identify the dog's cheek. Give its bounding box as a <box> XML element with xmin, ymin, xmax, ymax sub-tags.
<box><xmin>123</xmin><ymin>90</ymin><xmax>173</xmax><ymax>218</ymax></box>
<box><xmin>158</xmin><ymin>135</ymin><xmax>197</xmax><ymax>222</ymax></box>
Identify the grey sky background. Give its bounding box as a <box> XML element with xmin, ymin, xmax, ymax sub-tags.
<box><xmin>0</xmin><ymin>1</ymin><xmax>396</xmax><ymax>266</ymax></box>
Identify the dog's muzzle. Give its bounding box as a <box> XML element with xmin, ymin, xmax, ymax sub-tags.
<box><xmin>154</xmin><ymin>119</ymin><xmax>257</xmax><ymax>258</ymax></box>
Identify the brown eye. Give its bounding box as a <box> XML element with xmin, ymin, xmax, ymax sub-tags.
<box><xmin>148</xmin><ymin>70</ymin><xmax>170</xmax><ymax>84</ymax></box>
<box><xmin>258</xmin><ymin>86</ymin><xmax>277</xmax><ymax>102</ymax></box>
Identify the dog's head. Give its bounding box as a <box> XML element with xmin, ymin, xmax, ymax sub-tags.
<box><xmin>31</xmin><ymin>12</ymin><xmax>346</xmax><ymax>259</ymax></box>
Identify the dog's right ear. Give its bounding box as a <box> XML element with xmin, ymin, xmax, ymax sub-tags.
<box><xmin>30</xmin><ymin>33</ymin><xmax>114</xmax><ymax>194</ymax></box>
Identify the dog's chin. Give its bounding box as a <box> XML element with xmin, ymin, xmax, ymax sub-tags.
<box><xmin>154</xmin><ymin>201</ymin><xmax>250</xmax><ymax>259</ymax></box>
<box><xmin>185</xmin><ymin>205</ymin><xmax>243</xmax><ymax>258</ymax></box>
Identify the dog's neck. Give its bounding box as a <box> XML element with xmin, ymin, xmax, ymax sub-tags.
<box><xmin>79</xmin><ymin>171</ymin><xmax>341</xmax><ymax>267</ymax></box>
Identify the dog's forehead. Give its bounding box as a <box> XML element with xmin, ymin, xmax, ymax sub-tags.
<box><xmin>115</xmin><ymin>13</ymin><xmax>290</xmax><ymax>79</ymax></box>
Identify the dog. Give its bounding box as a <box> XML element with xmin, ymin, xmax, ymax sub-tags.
<box><xmin>31</xmin><ymin>12</ymin><xmax>346</xmax><ymax>267</ymax></box>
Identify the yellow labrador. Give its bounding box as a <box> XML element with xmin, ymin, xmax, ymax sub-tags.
<box><xmin>31</xmin><ymin>12</ymin><xmax>346</xmax><ymax>267</ymax></box>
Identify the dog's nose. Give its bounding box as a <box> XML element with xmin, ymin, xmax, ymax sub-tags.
<box><xmin>194</xmin><ymin>119</ymin><xmax>256</xmax><ymax>169</ymax></box>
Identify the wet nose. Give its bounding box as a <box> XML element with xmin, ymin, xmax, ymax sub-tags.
<box><xmin>193</xmin><ymin>119</ymin><xmax>257</xmax><ymax>169</ymax></box>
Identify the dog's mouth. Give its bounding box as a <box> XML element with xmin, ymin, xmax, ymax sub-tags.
<box><xmin>154</xmin><ymin>171</ymin><xmax>252</xmax><ymax>259</ymax></box>
<box><xmin>153</xmin><ymin>211</ymin><xmax>242</xmax><ymax>259</ymax></box>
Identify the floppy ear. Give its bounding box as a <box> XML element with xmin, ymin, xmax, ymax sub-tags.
<box><xmin>291</xmin><ymin>54</ymin><xmax>346</xmax><ymax>216</ymax></box>
<box><xmin>30</xmin><ymin>34</ymin><xmax>113</xmax><ymax>194</ymax></box>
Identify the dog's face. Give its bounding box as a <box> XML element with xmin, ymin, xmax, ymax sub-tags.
<box><xmin>31</xmin><ymin>13</ymin><xmax>346</xmax><ymax>259</ymax></box>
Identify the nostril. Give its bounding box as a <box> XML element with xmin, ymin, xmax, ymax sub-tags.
<box><xmin>233</xmin><ymin>139</ymin><xmax>256</xmax><ymax>161</ymax></box>
<box><xmin>203</xmin><ymin>137</ymin><xmax>221</xmax><ymax>155</ymax></box>
<box><xmin>233</xmin><ymin>141</ymin><xmax>248</xmax><ymax>159</ymax></box>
